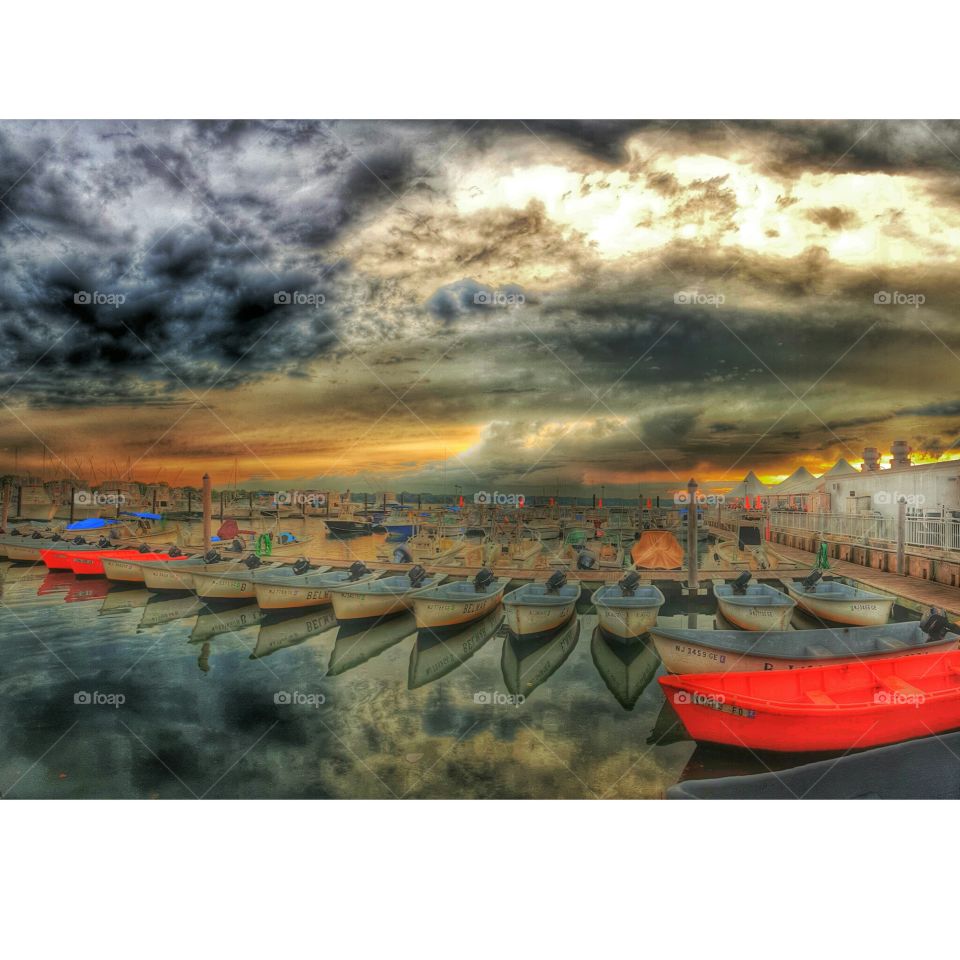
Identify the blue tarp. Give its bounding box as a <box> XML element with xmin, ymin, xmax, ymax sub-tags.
<box><xmin>66</xmin><ymin>518</ymin><xmax>118</xmax><ymax>530</ymax></box>
<box><xmin>120</xmin><ymin>511</ymin><xmax>163</xmax><ymax>520</ymax></box>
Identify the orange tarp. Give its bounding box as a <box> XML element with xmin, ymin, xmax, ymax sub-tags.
<box><xmin>630</xmin><ymin>531</ymin><xmax>683</xmax><ymax>570</ymax></box>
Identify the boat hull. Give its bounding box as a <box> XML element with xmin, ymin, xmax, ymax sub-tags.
<box><xmin>412</xmin><ymin>587</ymin><xmax>506</xmax><ymax>630</ymax></box>
<box><xmin>503</xmin><ymin>600</ymin><xmax>577</xmax><ymax>637</ymax></box>
<box><xmin>142</xmin><ymin>561</ymin><xmax>203</xmax><ymax>591</ymax></box>
<box><xmin>596</xmin><ymin>603</ymin><xmax>660</xmax><ymax>640</ymax></box>
<box><xmin>786</xmin><ymin>585</ymin><xmax>894</xmax><ymax>626</ymax></box>
<box><xmin>191</xmin><ymin>570</ymin><xmax>258</xmax><ymax>600</ymax></box>
<box><xmin>330</xmin><ymin>589</ymin><xmax>413</xmax><ymax>621</ymax></box>
<box><xmin>254</xmin><ymin>573</ymin><xmax>378</xmax><ymax>610</ymax></box>
<box><xmin>715</xmin><ymin>596</ymin><xmax>794</xmax><ymax>631</ymax></box>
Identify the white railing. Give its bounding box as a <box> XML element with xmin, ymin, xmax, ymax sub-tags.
<box><xmin>769</xmin><ymin>511</ymin><xmax>960</xmax><ymax>553</ymax></box>
<box><xmin>904</xmin><ymin>516</ymin><xmax>960</xmax><ymax>551</ymax></box>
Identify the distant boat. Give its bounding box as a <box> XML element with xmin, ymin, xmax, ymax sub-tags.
<box><xmin>328</xmin><ymin>565</ymin><xmax>446</xmax><ymax>622</ymax></box>
<box><xmin>591</xmin><ymin>628</ymin><xmax>661</xmax><ymax>710</ymax></box>
<box><xmin>408</xmin><ymin>608</ymin><xmax>504</xmax><ymax>688</ymax></box>
<box><xmin>630</xmin><ymin>530</ymin><xmax>683</xmax><ymax>570</ymax></box>
<box><xmin>592</xmin><ymin>573</ymin><xmax>665</xmax><ymax>640</ymax></box>
<box><xmin>713</xmin><ymin>573</ymin><xmax>795</xmax><ymax>630</ymax></box>
<box><xmin>651</xmin><ymin>613</ymin><xmax>958</xmax><ymax>674</ymax></box>
<box><xmin>502</xmin><ymin>616</ymin><xmax>580</xmax><ymax>698</ymax></box>
<box><xmin>667</xmin><ymin>733</ymin><xmax>960</xmax><ymax>799</ymax></box>
<box><xmin>784</xmin><ymin>571</ymin><xmax>895</xmax><ymax>626</ymax></box>
<box><xmin>411</xmin><ymin>568</ymin><xmax>510</xmax><ymax>630</ymax></box>
<box><xmin>659</xmin><ymin>649</ymin><xmax>960</xmax><ymax>752</ymax></box>
<box><xmin>502</xmin><ymin>570</ymin><xmax>581</xmax><ymax>637</ymax></box>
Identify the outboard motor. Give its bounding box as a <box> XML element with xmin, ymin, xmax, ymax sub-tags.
<box><xmin>242</xmin><ymin>554</ymin><xmax>263</xmax><ymax>569</ymax></box>
<box><xmin>51</xmin><ymin>534</ymin><xmax>62</xmax><ymax>542</ymax></box>
<box><xmin>229</xmin><ymin>539</ymin><xmax>244</xmax><ymax>553</ymax></box>
<box><xmin>800</xmin><ymin>569</ymin><xmax>823</xmax><ymax>591</ymax></box>
<box><xmin>291</xmin><ymin>558</ymin><xmax>311</xmax><ymax>576</ymax></box>
<box><xmin>577</xmin><ymin>549</ymin><xmax>597</xmax><ymax>570</ymax></box>
<box><xmin>408</xmin><ymin>564</ymin><xmax>428</xmax><ymax>588</ymax></box>
<box><xmin>32</xmin><ymin>532</ymin><xmax>43</xmax><ymax>539</ymax></box>
<box><xmin>920</xmin><ymin>607</ymin><xmax>950</xmax><ymax>643</ymax></box>
<box><xmin>72</xmin><ymin>536</ymin><xmax>86</xmax><ymax>545</ymax></box>
<box><xmin>168</xmin><ymin>545</ymin><xmax>182</xmax><ymax>558</ymax></box>
<box><xmin>545</xmin><ymin>570</ymin><xmax>567</xmax><ymax>594</ymax></box>
<box><xmin>203</xmin><ymin>550</ymin><xmax>222</xmax><ymax>564</ymax></box>
<box><xmin>347</xmin><ymin>561</ymin><xmax>371</xmax><ymax>581</ymax></box>
<box><xmin>393</xmin><ymin>545</ymin><xmax>414</xmax><ymax>564</ymax></box>
<box><xmin>97</xmin><ymin>536</ymin><xmax>111</xmax><ymax>547</ymax></box>
<box><xmin>618</xmin><ymin>571</ymin><xmax>641</xmax><ymax>596</ymax></box>
<box><xmin>731</xmin><ymin>571</ymin><xmax>751</xmax><ymax>595</ymax></box>
<box><xmin>473</xmin><ymin>567</ymin><xmax>495</xmax><ymax>592</ymax></box>
<box><xmin>137</xmin><ymin>543</ymin><xmax>151</xmax><ymax>553</ymax></box>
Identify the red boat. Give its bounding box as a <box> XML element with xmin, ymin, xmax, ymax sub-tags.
<box><xmin>659</xmin><ymin>650</ymin><xmax>960</xmax><ymax>752</ymax></box>
<box><xmin>67</xmin><ymin>549</ymin><xmax>186</xmax><ymax>576</ymax></box>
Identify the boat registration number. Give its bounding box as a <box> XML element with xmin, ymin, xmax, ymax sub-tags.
<box><xmin>675</xmin><ymin>643</ymin><xmax>726</xmax><ymax>664</ymax></box>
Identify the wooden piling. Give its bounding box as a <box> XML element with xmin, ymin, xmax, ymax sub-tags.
<box><xmin>896</xmin><ymin>496</ymin><xmax>906</xmax><ymax>575</ymax></box>
<box><xmin>202</xmin><ymin>473</ymin><xmax>212</xmax><ymax>552</ymax></box>
<box><xmin>687</xmin><ymin>478</ymin><xmax>699</xmax><ymax>591</ymax></box>
<box><xmin>1</xmin><ymin>481</ymin><xmax>9</xmax><ymax>529</ymax></box>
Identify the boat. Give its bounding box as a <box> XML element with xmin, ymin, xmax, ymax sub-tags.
<box><xmin>651</xmin><ymin>610</ymin><xmax>959</xmax><ymax>674</ymax></box>
<box><xmin>133</xmin><ymin>548</ymin><xmax>252</xmax><ymax>592</ymax></box>
<box><xmin>377</xmin><ymin>526</ymin><xmax>470</xmax><ymax>565</ymax></box>
<box><xmin>410</xmin><ymin>568</ymin><xmax>510</xmax><ymax>630</ymax></box>
<box><xmin>190</xmin><ymin>557</ymin><xmax>331</xmax><ymax>601</ymax></box>
<box><xmin>502</xmin><ymin>570</ymin><xmax>581</xmax><ymax>637</ymax></box>
<box><xmin>328</xmin><ymin>565</ymin><xmax>447</xmax><ymax>622</ymax></box>
<box><xmin>592</xmin><ymin>572</ymin><xmax>665</xmax><ymax>640</ymax></box>
<box><xmin>101</xmin><ymin>546</ymin><xmax>194</xmax><ymax>583</ymax></box>
<box><xmin>254</xmin><ymin>560</ymin><xmax>380</xmax><ymax>610</ymax></box>
<box><xmin>629</xmin><ymin>530</ymin><xmax>683</xmax><ymax>570</ymax></box>
<box><xmin>251</xmin><ymin>608</ymin><xmax>338</xmax><ymax>659</ymax></box>
<box><xmin>69</xmin><ymin>545</ymin><xmax>189</xmax><ymax>577</ymax></box>
<box><xmin>0</xmin><ymin>521</ymin><xmax>63</xmax><ymax>557</ymax></box>
<box><xmin>659</xmin><ymin>647</ymin><xmax>960</xmax><ymax>752</ymax></box>
<box><xmin>591</xmin><ymin>628</ymin><xmax>662</xmax><ymax>710</ymax></box>
<box><xmin>524</xmin><ymin>518</ymin><xmax>561</xmax><ymax>541</ymax></box>
<box><xmin>501</xmin><ymin>616</ymin><xmax>580</xmax><ymax>699</ymax></box>
<box><xmin>784</xmin><ymin>570</ymin><xmax>895</xmax><ymax>626</ymax></box>
<box><xmin>408</xmin><ymin>609</ymin><xmax>504</xmax><ymax>688</ymax></box>
<box><xmin>7</xmin><ymin>514</ymin><xmax>174</xmax><ymax>564</ymax></box>
<box><xmin>713</xmin><ymin>572</ymin><xmax>795</xmax><ymax>630</ymax></box>
<box><xmin>667</xmin><ymin>732</ymin><xmax>960</xmax><ymax>799</ymax></box>
<box><xmin>327</xmin><ymin>613</ymin><xmax>417</xmax><ymax>675</ymax></box>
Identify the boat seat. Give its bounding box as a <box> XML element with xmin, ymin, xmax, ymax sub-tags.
<box><xmin>876</xmin><ymin>637</ymin><xmax>909</xmax><ymax>652</ymax></box>
<box><xmin>879</xmin><ymin>676</ymin><xmax>924</xmax><ymax>698</ymax></box>
<box><xmin>803</xmin><ymin>644</ymin><xmax>834</xmax><ymax>659</ymax></box>
<box><xmin>805</xmin><ymin>690</ymin><xmax>836</xmax><ymax>706</ymax></box>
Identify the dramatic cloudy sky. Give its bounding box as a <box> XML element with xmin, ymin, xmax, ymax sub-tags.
<box><xmin>3</xmin><ymin>119</ymin><xmax>960</xmax><ymax>494</ymax></box>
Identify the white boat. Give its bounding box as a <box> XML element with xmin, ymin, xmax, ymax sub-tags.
<box><xmin>408</xmin><ymin>609</ymin><xmax>504</xmax><ymax>688</ymax></box>
<box><xmin>713</xmin><ymin>573</ymin><xmax>795</xmax><ymax>630</ymax></box>
<box><xmin>328</xmin><ymin>565</ymin><xmax>447</xmax><ymax>622</ymax></box>
<box><xmin>254</xmin><ymin>560</ymin><xmax>380</xmax><ymax>610</ymax></box>
<box><xmin>190</xmin><ymin>558</ymin><xmax>331</xmax><ymax>601</ymax></box>
<box><xmin>502</xmin><ymin>570</ymin><xmax>581</xmax><ymax>637</ymax></box>
<box><xmin>649</xmin><ymin>614</ymin><xmax>958</xmax><ymax>675</ymax></box>
<box><xmin>591</xmin><ymin>573</ymin><xmax>665</xmax><ymax>639</ymax></box>
<box><xmin>135</xmin><ymin>551</ymin><xmax>251</xmax><ymax>592</ymax></box>
<box><xmin>784</xmin><ymin>571</ymin><xmax>895</xmax><ymax>626</ymax></box>
<box><xmin>410</xmin><ymin>568</ymin><xmax>510</xmax><ymax>630</ymax></box>
<box><xmin>501</xmin><ymin>615</ymin><xmax>580</xmax><ymax>698</ymax></box>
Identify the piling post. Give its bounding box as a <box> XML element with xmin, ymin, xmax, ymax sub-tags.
<box><xmin>202</xmin><ymin>473</ymin><xmax>212</xmax><ymax>552</ymax></box>
<box><xmin>896</xmin><ymin>496</ymin><xmax>906</xmax><ymax>576</ymax></box>
<box><xmin>69</xmin><ymin>485</ymin><xmax>74</xmax><ymax>524</ymax></box>
<box><xmin>219</xmin><ymin>491</ymin><xmax>224</xmax><ymax>521</ymax></box>
<box><xmin>1</xmin><ymin>481</ymin><xmax>9</xmax><ymax>529</ymax></box>
<box><xmin>687</xmin><ymin>478</ymin><xmax>699</xmax><ymax>591</ymax></box>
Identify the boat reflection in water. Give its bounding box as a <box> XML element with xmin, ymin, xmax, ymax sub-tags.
<box><xmin>501</xmin><ymin>615</ymin><xmax>580</xmax><ymax>700</ymax></box>
<box><xmin>99</xmin><ymin>587</ymin><xmax>153</xmax><ymax>615</ymax></box>
<box><xmin>138</xmin><ymin>593</ymin><xmax>204</xmax><ymax>630</ymax></box>
<box><xmin>590</xmin><ymin>627</ymin><xmax>661</xmax><ymax>711</ymax></box>
<box><xmin>408</xmin><ymin>609</ymin><xmax>504</xmax><ymax>689</ymax></box>
<box><xmin>251</xmin><ymin>608</ymin><xmax>338</xmax><ymax>660</ymax></box>
<box><xmin>189</xmin><ymin>602</ymin><xmax>264</xmax><ymax>643</ymax></box>
<box><xmin>326</xmin><ymin>613</ymin><xmax>417</xmax><ymax>676</ymax></box>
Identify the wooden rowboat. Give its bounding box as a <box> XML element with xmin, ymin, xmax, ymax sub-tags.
<box><xmin>591</xmin><ymin>573</ymin><xmax>665</xmax><ymax>640</ymax></box>
<box><xmin>191</xmin><ymin>560</ymin><xmax>331</xmax><ymax>601</ymax></box>
<box><xmin>650</xmin><ymin>615</ymin><xmax>959</xmax><ymax>674</ymax></box>
<box><xmin>667</xmin><ymin>732</ymin><xmax>960</xmax><ymax>799</ymax></box>
<box><xmin>630</xmin><ymin>530</ymin><xmax>682</xmax><ymax>570</ymax></box>
<box><xmin>410</xmin><ymin>568</ymin><xmax>510</xmax><ymax>630</ymax></box>
<box><xmin>784</xmin><ymin>571</ymin><xmax>894</xmax><ymax>626</ymax></box>
<box><xmin>253</xmin><ymin>561</ymin><xmax>380</xmax><ymax>610</ymax></box>
<box><xmin>328</xmin><ymin>566</ymin><xmax>446</xmax><ymax>622</ymax></box>
<box><xmin>659</xmin><ymin>649</ymin><xmax>960</xmax><ymax>752</ymax></box>
<box><xmin>713</xmin><ymin>575</ymin><xmax>795</xmax><ymax>630</ymax></box>
<box><xmin>502</xmin><ymin>570</ymin><xmax>581</xmax><ymax>637</ymax></box>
